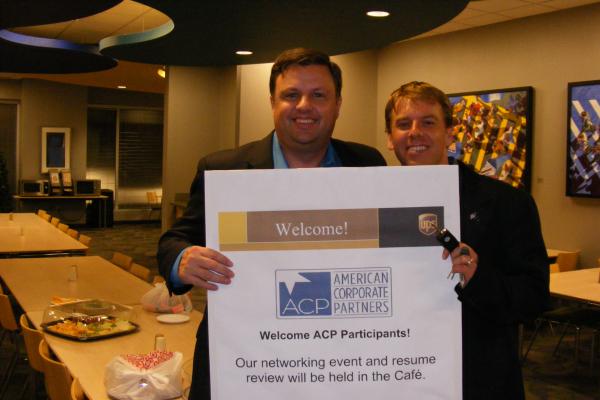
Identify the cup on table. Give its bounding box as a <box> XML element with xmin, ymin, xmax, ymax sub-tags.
<box><xmin>68</xmin><ymin>264</ymin><xmax>78</xmax><ymax>281</ymax></box>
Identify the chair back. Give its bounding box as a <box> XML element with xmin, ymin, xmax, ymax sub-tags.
<box><xmin>110</xmin><ymin>252</ymin><xmax>133</xmax><ymax>271</ymax></box>
<box><xmin>147</xmin><ymin>191</ymin><xmax>160</xmax><ymax>205</ymax></box>
<box><xmin>39</xmin><ymin>339</ymin><xmax>73</xmax><ymax>400</ymax></box>
<box><xmin>50</xmin><ymin>217</ymin><xmax>61</xmax><ymax>227</ymax></box>
<box><xmin>78</xmin><ymin>234</ymin><xmax>92</xmax><ymax>246</ymax></box>
<box><xmin>70</xmin><ymin>377</ymin><xmax>87</xmax><ymax>400</ymax></box>
<box><xmin>37</xmin><ymin>209</ymin><xmax>47</xmax><ymax>217</ymax></box>
<box><xmin>152</xmin><ymin>275</ymin><xmax>166</xmax><ymax>284</ymax></box>
<box><xmin>58</xmin><ymin>223</ymin><xmax>69</xmax><ymax>233</ymax></box>
<box><xmin>42</xmin><ymin>213</ymin><xmax>52</xmax><ymax>222</ymax></box>
<box><xmin>19</xmin><ymin>314</ymin><xmax>44</xmax><ymax>372</ymax></box>
<box><xmin>556</xmin><ymin>251</ymin><xmax>580</xmax><ymax>272</ymax></box>
<box><xmin>67</xmin><ymin>229</ymin><xmax>79</xmax><ymax>239</ymax></box>
<box><xmin>0</xmin><ymin>293</ymin><xmax>18</xmax><ymax>331</ymax></box>
<box><xmin>130</xmin><ymin>263</ymin><xmax>151</xmax><ymax>282</ymax></box>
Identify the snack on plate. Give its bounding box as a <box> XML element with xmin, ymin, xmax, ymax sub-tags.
<box><xmin>45</xmin><ymin>316</ymin><xmax>136</xmax><ymax>339</ymax></box>
<box><xmin>41</xmin><ymin>299</ymin><xmax>138</xmax><ymax>341</ymax></box>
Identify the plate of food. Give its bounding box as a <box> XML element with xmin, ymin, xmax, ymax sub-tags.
<box><xmin>41</xmin><ymin>315</ymin><xmax>139</xmax><ymax>341</ymax></box>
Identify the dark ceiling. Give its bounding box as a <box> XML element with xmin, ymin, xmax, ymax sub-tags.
<box><xmin>101</xmin><ymin>0</ymin><xmax>470</xmax><ymax>66</ymax></box>
<box><xmin>0</xmin><ymin>0</ymin><xmax>469</xmax><ymax>73</ymax></box>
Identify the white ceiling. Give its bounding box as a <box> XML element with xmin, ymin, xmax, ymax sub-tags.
<box><xmin>2</xmin><ymin>0</ymin><xmax>599</xmax><ymax>93</ymax></box>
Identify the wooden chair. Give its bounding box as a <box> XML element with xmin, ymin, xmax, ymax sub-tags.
<box><xmin>555</xmin><ymin>251</ymin><xmax>580</xmax><ymax>272</ymax></box>
<box><xmin>152</xmin><ymin>275</ymin><xmax>166</xmax><ymax>284</ymax></box>
<box><xmin>70</xmin><ymin>377</ymin><xmax>87</xmax><ymax>400</ymax></box>
<box><xmin>42</xmin><ymin>213</ymin><xmax>52</xmax><ymax>222</ymax></box>
<box><xmin>20</xmin><ymin>314</ymin><xmax>44</xmax><ymax>399</ymax></box>
<box><xmin>37</xmin><ymin>209</ymin><xmax>47</xmax><ymax>218</ymax></box>
<box><xmin>39</xmin><ymin>339</ymin><xmax>73</xmax><ymax>400</ymax></box>
<box><xmin>0</xmin><ymin>293</ymin><xmax>20</xmax><ymax>398</ymax></box>
<box><xmin>58</xmin><ymin>223</ymin><xmax>69</xmax><ymax>233</ymax></box>
<box><xmin>146</xmin><ymin>191</ymin><xmax>162</xmax><ymax>219</ymax></box>
<box><xmin>78</xmin><ymin>234</ymin><xmax>92</xmax><ymax>247</ymax></box>
<box><xmin>130</xmin><ymin>263</ymin><xmax>151</xmax><ymax>282</ymax></box>
<box><xmin>110</xmin><ymin>252</ymin><xmax>133</xmax><ymax>271</ymax></box>
<box><xmin>50</xmin><ymin>217</ymin><xmax>61</xmax><ymax>227</ymax></box>
<box><xmin>67</xmin><ymin>229</ymin><xmax>79</xmax><ymax>239</ymax></box>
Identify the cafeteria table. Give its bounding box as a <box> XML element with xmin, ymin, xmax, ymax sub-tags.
<box><xmin>0</xmin><ymin>212</ymin><xmax>87</xmax><ymax>257</ymax></box>
<box><xmin>550</xmin><ymin>267</ymin><xmax>600</xmax><ymax>305</ymax></box>
<box><xmin>0</xmin><ymin>255</ymin><xmax>200</xmax><ymax>399</ymax></box>
<box><xmin>0</xmin><ymin>256</ymin><xmax>152</xmax><ymax>310</ymax></box>
<box><xmin>27</xmin><ymin>306</ymin><xmax>201</xmax><ymax>400</ymax></box>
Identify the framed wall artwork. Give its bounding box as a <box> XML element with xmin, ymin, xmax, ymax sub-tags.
<box><xmin>41</xmin><ymin>127</ymin><xmax>70</xmax><ymax>173</ymax></box>
<box><xmin>566</xmin><ymin>80</ymin><xmax>600</xmax><ymax>198</ymax></box>
<box><xmin>447</xmin><ymin>87</ymin><xmax>533</xmax><ymax>190</ymax></box>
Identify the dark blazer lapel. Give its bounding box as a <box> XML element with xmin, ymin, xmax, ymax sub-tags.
<box><xmin>245</xmin><ymin>132</ymin><xmax>275</xmax><ymax>169</ymax></box>
<box><xmin>459</xmin><ymin>163</ymin><xmax>494</xmax><ymax>248</ymax></box>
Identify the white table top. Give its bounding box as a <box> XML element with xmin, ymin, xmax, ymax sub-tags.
<box><xmin>28</xmin><ymin>306</ymin><xmax>200</xmax><ymax>400</ymax></box>
<box><xmin>550</xmin><ymin>267</ymin><xmax>600</xmax><ymax>304</ymax></box>
<box><xmin>0</xmin><ymin>213</ymin><xmax>87</xmax><ymax>255</ymax></box>
<box><xmin>1</xmin><ymin>254</ymin><xmax>200</xmax><ymax>400</ymax></box>
<box><xmin>0</xmin><ymin>256</ymin><xmax>152</xmax><ymax>310</ymax></box>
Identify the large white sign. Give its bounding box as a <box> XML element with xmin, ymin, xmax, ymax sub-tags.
<box><xmin>206</xmin><ymin>166</ymin><xmax>462</xmax><ymax>399</ymax></box>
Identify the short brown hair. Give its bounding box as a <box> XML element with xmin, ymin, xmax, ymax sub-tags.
<box><xmin>384</xmin><ymin>81</ymin><xmax>453</xmax><ymax>133</ymax></box>
<box><xmin>269</xmin><ymin>48</ymin><xmax>342</xmax><ymax>97</ymax></box>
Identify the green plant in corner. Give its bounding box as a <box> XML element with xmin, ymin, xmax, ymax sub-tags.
<box><xmin>0</xmin><ymin>151</ymin><xmax>12</xmax><ymax>212</ymax></box>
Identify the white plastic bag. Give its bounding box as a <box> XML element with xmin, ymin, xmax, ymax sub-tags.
<box><xmin>141</xmin><ymin>282</ymin><xmax>192</xmax><ymax>314</ymax></box>
<box><xmin>105</xmin><ymin>351</ymin><xmax>183</xmax><ymax>400</ymax></box>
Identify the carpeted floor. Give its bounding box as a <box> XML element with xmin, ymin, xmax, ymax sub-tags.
<box><xmin>2</xmin><ymin>222</ymin><xmax>599</xmax><ymax>398</ymax></box>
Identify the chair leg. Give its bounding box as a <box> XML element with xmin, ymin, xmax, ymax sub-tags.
<box><xmin>522</xmin><ymin>319</ymin><xmax>543</xmax><ymax>363</ymax></box>
<box><xmin>0</xmin><ymin>332</ymin><xmax>18</xmax><ymax>400</ymax></box>
<box><xmin>553</xmin><ymin>323</ymin><xmax>572</xmax><ymax>357</ymax></box>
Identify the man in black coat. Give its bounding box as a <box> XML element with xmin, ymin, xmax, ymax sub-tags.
<box><xmin>384</xmin><ymin>81</ymin><xmax>549</xmax><ymax>399</ymax></box>
<box><xmin>158</xmin><ymin>48</ymin><xmax>386</xmax><ymax>399</ymax></box>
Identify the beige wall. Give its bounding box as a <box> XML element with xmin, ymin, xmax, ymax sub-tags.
<box><xmin>162</xmin><ymin>66</ymin><xmax>238</xmax><ymax>227</ymax></box>
<box><xmin>376</xmin><ymin>4</ymin><xmax>600</xmax><ymax>266</ymax></box>
<box><xmin>20</xmin><ymin>80</ymin><xmax>87</xmax><ymax>180</ymax></box>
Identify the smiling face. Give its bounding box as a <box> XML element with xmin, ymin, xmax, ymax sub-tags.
<box><xmin>387</xmin><ymin>98</ymin><xmax>453</xmax><ymax>166</ymax></box>
<box><xmin>271</xmin><ymin>64</ymin><xmax>341</xmax><ymax>158</ymax></box>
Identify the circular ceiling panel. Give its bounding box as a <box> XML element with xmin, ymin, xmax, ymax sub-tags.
<box><xmin>0</xmin><ymin>30</ymin><xmax>117</xmax><ymax>73</ymax></box>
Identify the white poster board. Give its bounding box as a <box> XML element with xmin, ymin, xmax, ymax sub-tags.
<box><xmin>206</xmin><ymin>166</ymin><xmax>462</xmax><ymax>399</ymax></box>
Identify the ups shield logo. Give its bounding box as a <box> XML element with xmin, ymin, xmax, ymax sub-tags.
<box><xmin>418</xmin><ymin>213</ymin><xmax>438</xmax><ymax>236</ymax></box>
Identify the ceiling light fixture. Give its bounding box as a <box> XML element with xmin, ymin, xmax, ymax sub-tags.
<box><xmin>366</xmin><ymin>11</ymin><xmax>390</xmax><ymax>17</ymax></box>
<box><xmin>157</xmin><ymin>66</ymin><xmax>166</xmax><ymax>78</ymax></box>
<box><xmin>236</xmin><ymin>50</ymin><xmax>253</xmax><ymax>55</ymax></box>
<box><xmin>117</xmin><ymin>85</ymin><xmax>127</xmax><ymax>89</ymax></box>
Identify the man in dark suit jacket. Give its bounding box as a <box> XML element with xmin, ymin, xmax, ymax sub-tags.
<box><xmin>158</xmin><ymin>48</ymin><xmax>386</xmax><ymax>399</ymax></box>
<box><xmin>384</xmin><ymin>81</ymin><xmax>549</xmax><ymax>399</ymax></box>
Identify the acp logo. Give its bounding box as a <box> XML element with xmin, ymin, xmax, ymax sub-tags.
<box><xmin>276</xmin><ymin>268</ymin><xmax>392</xmax><ymax>319</ymax></box>
<box><xmin>277</xmin><ymin>271</ymin><xmax>332</xmax><ymax>318</ymax></box>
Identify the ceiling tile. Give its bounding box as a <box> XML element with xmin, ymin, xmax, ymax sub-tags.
<box><xmin>541</xmin><ymin>0</ymin><xmax>600</xmax><ymax>9</ymax></box>
<box><xmin>456</xmin><ymin>12</ymin><xmax>512</xmax><ymax>27</ymax></box>
<box><xmin>497</xmin><ymin>4</ymin><xmax>555</xmax><ymax>18</ymax></box>
<box><xmin>452</xmin><ymin>7</ymin><xmax>488</xmax><ymax>21</ymax></box>
<box><xmin>468</xmin><ymin>0</ymin><xmax>530</xmax><ymax>12</ymax></box>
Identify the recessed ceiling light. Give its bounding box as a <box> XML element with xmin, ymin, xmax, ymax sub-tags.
<box><xmin>117</xmin><ymin>85</ymin><xmax>127</xmax><ymax>89</ymax></box>
<box><xmin>236</xmin><ymin>50</ymin><xmax>253</xmax><ymax>55</ymax></box>
<box><xmin>157</xmin><ymin>67</ymin><xmax>166</xmax><ymax>78</ymax></box>
<box><xmin>367</xmin><ymin>11</ymin><xmax>390</xmax><ymax>18</ymax></box>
